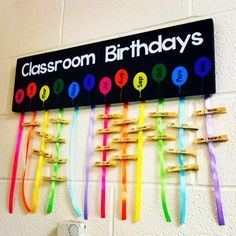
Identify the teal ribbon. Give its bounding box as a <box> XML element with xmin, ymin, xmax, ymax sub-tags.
<box><xmin>178</xmin><ymin>97</ymin><xmax>186</xmax><ymax>224</ymax></box>
<box><xmin>68</xmin><ymin>107</ymin><xmax>83</xmax><ymax>217</ymax></box>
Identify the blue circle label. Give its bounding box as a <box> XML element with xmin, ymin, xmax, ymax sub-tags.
<box><xmin>83</xmin><ymin>74</ymin><xmax>96</xmax><ymax>92</ymax></box>
<box><xmin>68</xmin><ymin>82</ymin><xmax>80</xmax><ymax>100</ymax></box>
<box><xmin>172</xmin><ymin>66</ymin><xmax>188</xmax><ymax>87</ymax></box>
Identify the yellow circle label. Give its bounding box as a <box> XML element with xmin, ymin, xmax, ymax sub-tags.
<box><xmin>133</xmin><ymin>72</ymin><xmax>148</xmax><ymax>92</ymax></box>
<box><xmin>39</xmin><ymin>85</ymin><xmax>50</xmax><ymax>102</ymax></box>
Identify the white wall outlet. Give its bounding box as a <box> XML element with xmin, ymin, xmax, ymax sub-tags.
<box><xmin>57</xmin><ymin>220</ymin><xmax>86</xmax><ymax>236</ymax></box>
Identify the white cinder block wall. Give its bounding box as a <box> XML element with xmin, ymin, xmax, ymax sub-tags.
<box><xmin>0</xmin><ymin>0</ymin><xmax>236</xmax><ymax>235</ymax></box>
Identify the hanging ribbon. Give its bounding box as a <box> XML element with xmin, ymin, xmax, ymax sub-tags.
<box><xmin>157</xmin><ymin>99</ymin><xmax>171</xmax><ymax>222</ymax></box>
<box><xmin>47</xmin><ymin>109</ymin><xmax>64</xmax><ymax>213</ymax></box>
<box><xmin>101</xmin><ymin>104</ymin><xmax>110</xmax><ymax>218</ymax></box>
<box><xmin>178</xmin><ymin>97</ymin><xmax>186</xmax><ymax>224</ymax></box>
<box><xmin>9</xmin><ymin>112</ymin><xmax>25</xmax><ymax>213</ymax></box>
<box><xmin>32</xmin><ymin>110</ymin><xmax>49</xmax><ymax>213</ymax></box>
<box><xmin>121</xmin><ymin>103</ymin><xmax>128</xmax><ymax>220</ymax></box>
<box><xmin>205</xmin><ymin>96</ymin><xmax>225</xmax><ymax>225</ymax></box>
<box><xmin>21</xmin><ymin>111</ymin><xmax>37</xmax><ymax>212</ymax></box>
<box><xmin>84</xmin><ymin>105</ymin><xmax>95</xmax><ymax>220</ymax></box>
<box><xmin>134</xmin><ymin>101</ymin><xmax>145</xmax><ymax>222</ymax></box>
<box><xmin>68</xmin><ymin>107</ymin><xmax>83</xmax><ymax>217</ymax></box>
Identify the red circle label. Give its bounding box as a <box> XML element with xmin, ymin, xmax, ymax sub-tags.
<box><xmin>115</xmin><ymin>69</ymin><xmax>128</xmax><ymax>88</ymax></box>
<box><xmin>27</xmin><ymin>82</ymin><xmax>37</xmax><ymax>99</ymax></box>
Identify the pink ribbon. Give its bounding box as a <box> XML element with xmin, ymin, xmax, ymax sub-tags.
<box><xmin>101</xmin><ymin>104</ymin><xmax>110</xmax><ymax>218</ymax></box>
<box><xmin>9</xmin><ymin>113</ymin><xmax>25</xmax><ymax>213</ymax></box>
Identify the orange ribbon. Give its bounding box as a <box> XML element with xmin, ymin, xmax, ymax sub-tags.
<box><xmin>21</xmin><ymin>112</ymin><xmax>37</xmax><ymax>212</ymax></box>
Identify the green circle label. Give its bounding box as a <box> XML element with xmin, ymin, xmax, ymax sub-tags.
<box><xmin>152</xmin><ymin>63</ymin><xmax>167</xmax><ymax>83</ymax></box>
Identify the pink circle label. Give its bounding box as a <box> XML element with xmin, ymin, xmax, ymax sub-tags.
<box><xmin>15</xmin><ymin>89</ymin><xmax>25</xmax><ymax>105</ymax></box>
<box><xmin>99</xmin><ymin>77</ymin><xmax>112</xmax><ymax>95</ymax></box>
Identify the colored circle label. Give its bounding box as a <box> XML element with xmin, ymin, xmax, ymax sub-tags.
<box><xmin>53</xmin><ymin>79</ymin><xmax>64</xmax><ymax>95</ymax></box>
<box><xmin>115</xmin><ymin>69</ymin><xmax>128</xmax><ymax>88</ymax></box>
<box><xmin>152</xmin><ymin>63</ymin><xmax>167</xmax><ymax>83</ymax></box>
<box><xmin>194</xmin><ymin>56</ymin><xmax>211</xmax><ymax>78</ymax></box>
<box><xmin>27</xmin><ymin>82</ymin><xmax>37</xmax><ymax>99</ymax></box>
<box><xmin>15</xmin><ymin>89</ymin><xmax>25</xmax><ymax>105</ymax></box>
<box><xmin>68</xmin><ymin>82</ymin><xmax>80</xmax><ymax>100</ymax></box>
<box><xmin>172</xmin><ymin>66</ymin><xmax>188</xmax><ymax>87</ymax></box>
<box><xmin>133</xmin><ymin>72</ymin><xmax>148</xmax><ymax>92</ymax></box>
<box><xmin>83</xmin><ymin>74</ymin><xmax>96</xmax><ymax>92</ymax></box>
<box><xmin>99</xmin><ymin>77</ymin><xmax>112</xmax><ymax>95</ymax></box>
<box><xmin>39</xmin><ymin>85</ymin><xmax>50</xmax><ymax>102</ymax></box>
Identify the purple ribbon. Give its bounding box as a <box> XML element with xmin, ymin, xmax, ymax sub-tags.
<box><xmin>84</xmin><ymin>105</ymin><xmax>95</xmax><ymax>220</ymax></box>
<box><xmin>205</xmin><ymin>96</ymin><xmax>225</xmax><ymax>226</ymax></box>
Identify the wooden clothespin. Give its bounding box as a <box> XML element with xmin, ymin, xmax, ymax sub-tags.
<box><xmin>165</xmin><ymin>148</ymin><xmax>197</xmax><ymax>157</ymax></box>
<box><xmin>49</xmin><ymin>118</ymin><xmax>70</xmax><ymax>124</ymax></box>
<box><xmin>112</xmin><ymin>154</ymin><xmax>137</xmax><ymax>161</ymax></box>
<box><xmin>112</xmin><ymin>119</ymin><xmax>138</xmax><ymax>126</ymax></box>
<box><xmin>93</xmin><ymin>161</ymin><xmax>117</xmax><ymax>167</ymax></box>
<box><xmin>32</xmin><ymin>149</ymin><xmax>52</xmax><ymax>158</ymax></box>
<box><xmin>112</xmin><ymin>137</ymin><xmax>138</xmax><ymax>143</ymax></box>
<box><xmin>193</xmin><ymin>107</ymin><xmax>226</xmax><ymax>116</ymax></box>
<box><xmin>166</xmin><ymin>164</ymin><xmax>199</xmax><ymax>173</ymax></box>
<box><xmin>22</xmin><ymin>121</ymin><xmax>41</xmax><ymax>127</ymax></box>
<box><xmin>96</xmin><ymin>127</ymin><xmax>120</xmax><ymax>134</ymax></box>
<box><xmin>45</xmin><ymin>137</ymin><xmax>66</xmax><ymax>143</ymax></box>
<box><xmin>43</xmin><ymin>176</ymin><xmax>67</xmax><ymax>182</ymax></box>
<box><xmin>195</xmin><ymin>135</ymin><xmax>228</xmax><ymax>144</ymax></box>
<box><xmin>97</xmin><ymin>114</ymin><xmax>123</xmax><ymax>119</ymax></box>
<box><xmin>146</xmin><ymin>134</ymin><xmax>176</xmax><ymax>141</ymax></box>
<box><xmin>34</xmin><ymin>130</ymin><xmax>52</xmax><ymax>139</ymax></box>
<box><xmin>95</xmin><ymin>145</ymin><xmax>120</xmax><ymax>151</ymax></box>
<box><xmin>148</xmin><ymin>112</ymin><xmax>178</xmax><ymax>118</ymax></box>
<box><xmin>128</xmin><ymin>124</ymin><xmax>155</xmax><ymax>133</ymax></box>
<box><xmin>45</xmin><ymin>158</ymin><xmax>67</xmax><ymax>164</ymax></box>
<box><xmin>168</xmin><ymin>122</ymin><xmax>198</xmax><ymax>131</ymax></box>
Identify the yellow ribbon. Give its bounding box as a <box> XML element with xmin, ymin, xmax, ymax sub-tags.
<box><xmin>32</xmin><ymin>110</ymin><xmax>49</xmax><ymax>212</ymax></box>
<box><xmin>134</xmin><ymin>101</ymin><xmax>145</xmax><ymax>222</ymax></box>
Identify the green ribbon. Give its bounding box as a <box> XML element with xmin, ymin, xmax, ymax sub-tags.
<box><xmin>157</xmin><ymin>99</ymin><xmax>171</xmax><ymax>222</ymax></box>
<box><xmin>47</xmin><ymin>108</ymin><xmax>64</xmax><ymax>213</ymax></box>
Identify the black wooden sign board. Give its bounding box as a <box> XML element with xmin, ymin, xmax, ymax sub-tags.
<box><xmin>12</xmin><ymin>19</ymin><xmax>215</xmax><ymax>112</ymax></box>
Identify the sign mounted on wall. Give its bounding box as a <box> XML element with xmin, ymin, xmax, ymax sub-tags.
<box><xmin>12</xmin><ymin>19</ymin><xmax>215</xmax><ymax>112</ymax></box>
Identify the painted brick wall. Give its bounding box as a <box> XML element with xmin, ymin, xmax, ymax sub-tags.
<box><xmin>0</xmin><ymin>1</ymin><xmax>236</xmax><ymax>235</ymax></box>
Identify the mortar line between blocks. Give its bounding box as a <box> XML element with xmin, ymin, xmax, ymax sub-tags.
<box><xmin>4</xmin><ymin>60</ymin><xmax>13</xmax><ymax>114</ymax></box>
<box><xmin>188</xmin><ymin>0</ymin><xmax>193</xmax><ymax>17</ymax></box>
<box><xmin>2</xmin><ymin>9</ymin><xmax>236</xmax><ymax>62</ymax></box>
<box><xmin>58</xmin><ymin>0</ymin><xmax>65</xmax><ymax>46</ymax></box>
<box><xmin>191</xmin><ymin>98</ymin><xmax>198</xmax><ymax>185</ymax></box>
<box><xmin>110</xmin><ymin>185</ymin><xmax>115</xmax><ymax>236</ymax></box>
<box><xmin>4</xmin><ymin>178</ymin><xmax>236</xmax><ymax>189</ymax></box>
